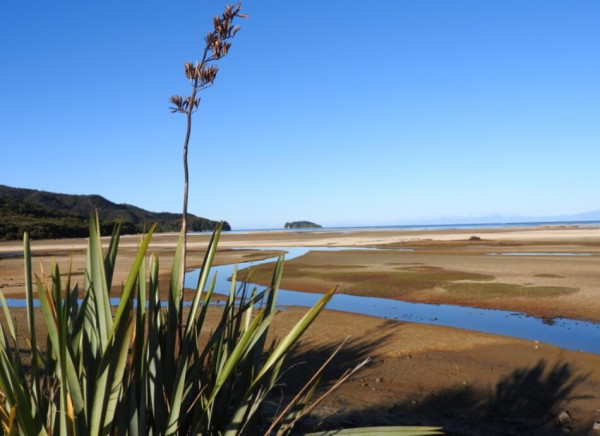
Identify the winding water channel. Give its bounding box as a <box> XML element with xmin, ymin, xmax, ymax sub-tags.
<box><xmin>185</xmin><ymin>247</ymin><xmax>600</xmax><ymax>355</ymax></box>
<box><xmin>2</xmin><ymin>246</ymin><xmax>598</xmax><ymax>354</ymax></box>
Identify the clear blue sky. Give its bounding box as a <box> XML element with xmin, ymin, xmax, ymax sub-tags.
<box><xmin>1</xmin><ymin>1</ymin><xmax>599</xmax><ymax>229</ymax></box>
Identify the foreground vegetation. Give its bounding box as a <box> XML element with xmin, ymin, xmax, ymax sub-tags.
<box><xmin>0</xmin><ymin>3</ymin><xmax>442</xmax><ymax>433</ymax></box>
<box><xmin>0</xmin><ymin>184</ymin><xmax>229</xmax><ymax>241</ymax></box>
<box><xmin>0</xmin><ymin>215</ymin><xmax>441</xmax><ymax>435</ymax></box>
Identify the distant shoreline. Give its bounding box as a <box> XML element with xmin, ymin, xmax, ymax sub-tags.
<box><xmin>222</xmin><ymin>219</ymin><xmax>600</xmax><ymax>235</ymax></box>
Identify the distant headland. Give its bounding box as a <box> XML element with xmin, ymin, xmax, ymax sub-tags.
<box><xmin>0</xmin><ymin>184</ymin><xmax>230</xmax><ymax>241</ymax></box>
<box><xmin>284</xmin><ymin>221</ymin><xmax>322</xmax><ymax>229</ymax></box>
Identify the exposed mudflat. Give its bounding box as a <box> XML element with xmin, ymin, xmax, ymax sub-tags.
<box><xmin>1</xmin><ymin>225</ymin><xmax>600</xmax><ymax>434</ymax></box>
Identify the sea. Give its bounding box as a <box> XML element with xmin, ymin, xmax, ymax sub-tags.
<box><xmin>221</xmin><ymin>219</ymin><xmax>600</xmax><ymax>235</ymax></box>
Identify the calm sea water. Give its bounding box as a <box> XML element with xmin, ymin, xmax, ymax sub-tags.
<box><xmin>221</xmin><ymin>219</ymin><xmax>600</xmax><ymax>234</ymax></box>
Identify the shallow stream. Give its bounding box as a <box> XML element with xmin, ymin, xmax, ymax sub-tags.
<box><xmin>185</xmin><ymin>247</ymin><xmax>600</xmax><ymax>355</ymax></box>
<box><xmin>2</xmin><ymin>246</ymin><xmax>598</xmax><ymax>354</ymax></box>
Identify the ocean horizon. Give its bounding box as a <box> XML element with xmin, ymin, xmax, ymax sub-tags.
<box><xmin>223</xmin><ymin>219</ymin><xmax>600</xmax><ymax>235</ymax></box>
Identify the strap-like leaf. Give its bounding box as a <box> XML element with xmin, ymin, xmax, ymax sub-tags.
<box><xmin>206</xmin><ymin>310</ymin><xmax>273</xmax><ymax>408</ymax></box>
<box><xmin>184</xmin><ymin>224</ymin><xmax>222</xmax><ymax>339</ymax></box>
<box><xmin>36</xmin><ymin>276</ymin><xmax>87</xmax><ymax>424</ymax></box>
<box><xmin>165</xmin><ymin>229</ymin><xmax>185</xmax><ymax>396</ymax></box>
<box><xmin>23</xmin><ymin>233</ymin><xmax>41</xmax><ymax>405</ymax></box>
<box><xmin>252</xmin><ymin>286</ymin><xmax>336</xmax><ymax>386</ymax></box>
<box><xmin>147</xmin><ymin>254</ymin><xmax>167</xmax><ymax>430</ymax></box>
<box><xmin>108</xmin><ymin>223</ymin><xmax>155</xmax><ymax>344</ymax></box>
<box><xmin>87</xmin><ymin>211</ymin><xmax>112</xmax><ymax>350</ymax></box>
<box><xmin>0</xmin><ymin>291</ymin><xmax>17</xmax><ymax>347</ymax></box>
<box><xmin>103</xmin><ymin>221</ymin><xmax>122</xmax><ymax>287</ymax></box>
<box><xmin>0</xmin><ymin>347</ymin><xmax>48</xmax><ymax>436</ymax></box>
<box><xmin>89</xmin><ymin>305</ymin><xmax>134</xmax><ymax>436</ymax></box>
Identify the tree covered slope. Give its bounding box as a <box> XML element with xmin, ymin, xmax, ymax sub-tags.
<box><xmin>0</xmin><ymin>185</ymin><xmax>230</xmax><ymax>240</ymax></box>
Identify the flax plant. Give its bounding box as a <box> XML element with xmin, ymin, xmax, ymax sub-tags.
<box><xmin>0</xmin><ymin>213</ymin><xmax>441</xmax><ymax>435</ymax></box>
<box><xmin>0</xmin><ymin>2</ymin><xmax>441</xmax><ymax>433</ymax></box>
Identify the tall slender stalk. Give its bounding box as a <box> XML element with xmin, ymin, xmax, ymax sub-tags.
<box><xmin>170</xmin><ymin>3</ymin><xmax>246</xmax><ymax>317</ymax></box>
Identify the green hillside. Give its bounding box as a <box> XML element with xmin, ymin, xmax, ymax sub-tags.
<box><xmin>0</xmin><ymin>185</ymin><xmax>230</xmax><ymax>240</ymax></box>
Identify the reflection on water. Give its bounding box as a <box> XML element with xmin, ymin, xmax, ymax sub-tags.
<box><xmin>0</xmin><ymin>252</ymin><xmax>23</xmax><ymax>259</ymax></box>
<box><xmin>185</xmin><ymin>247</ymin><xmax>600</xmax><ymax>355</ymax></box>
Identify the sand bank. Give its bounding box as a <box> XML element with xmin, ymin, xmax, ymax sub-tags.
<box><xmin>1</xmin><ymin>226</ymin><xmax>600</xmax><ymax>433</ymax></box>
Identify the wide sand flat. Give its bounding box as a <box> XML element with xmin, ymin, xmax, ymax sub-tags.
<box><xmin>1</xmin><ymin>225</ymin><xmax>600</xmax><ymax>434</ymax></box>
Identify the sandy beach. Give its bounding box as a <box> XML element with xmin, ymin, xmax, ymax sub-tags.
<box><xmin>1</xmin><ymin>225</ymin><xmax>600</xmax><ymax>434</ymax></box>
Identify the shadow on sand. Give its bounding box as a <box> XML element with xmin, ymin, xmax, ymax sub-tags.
<box><xmin>388</xmin><ymin>360</ymin><xmax>591</xmax><ymax>436</ymax></box>
<box><xmin>271</xmin><ymin>320</ymin><xmax>592</xmax><ymax>436</ymax></box>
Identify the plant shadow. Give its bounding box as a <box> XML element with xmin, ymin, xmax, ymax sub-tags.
<box><xmin>278</xmin><ymin>341</ymin><xmax>593</xmax><ymax>436</ymax></box>
<box><xmin>400</xmin><ymin>360</ymin><xmax>592</xmax><ymax>436</ymax></box>
<box><xmin>287</xmin><ymin>320</ymin><xmax>399</xmax><ymax>382</ymax></box>
<box><xmin>261</xmin><ymin>319</ymin><xmax>402</xmax><ymax>424</ymax></box>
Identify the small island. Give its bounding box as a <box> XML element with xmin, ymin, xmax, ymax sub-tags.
<box><xmin>284</xmin><ymin>221</ymin><xmax>322</xmax><ymax>229</ymax></box>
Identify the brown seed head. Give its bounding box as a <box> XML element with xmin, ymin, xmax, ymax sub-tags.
<box><xmin>169</xmin><ymin>95</ymin><xmax>185</xmax><ymax>113</ymax></box>
<box><xmin>205</xmin><ymin>32</ymin><xmax>216</xmax><ymax>46</ymax></box>
<box><xmin>200</xmin><ymin>65</ymin><xmax>219</xmax><ymax>86</ymax></box>
<box><xmin>184</xmin><ymin>61</ymin><xmax>196</xmax><ymax>80</ymax></box>
<box><xmin>172</xmin><ymin>2</ymin><xmax>245</xmax><ymax>114</ymax></box>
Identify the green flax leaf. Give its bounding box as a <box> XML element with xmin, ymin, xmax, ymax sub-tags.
<box><xmin>252</xmin><ymin>287</ymin><xmax>336</xmax><ymax>387</ymax></box>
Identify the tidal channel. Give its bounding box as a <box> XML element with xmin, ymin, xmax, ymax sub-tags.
<box><xmin>185</xmin><ymin>247</ymin><xmax>600</xmax><ymax>355</ymax></box>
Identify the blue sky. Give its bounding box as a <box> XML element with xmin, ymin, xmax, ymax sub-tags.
<box><xmin>1</xmin><ymin>1</ymin><xmax>599</xmax><ymax>229</ymax></box>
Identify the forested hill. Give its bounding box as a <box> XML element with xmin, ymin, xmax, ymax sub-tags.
<box><xmin>0</xmin><ymin>185</ymin><xmax>230</xmax><ymax>241</ymax></box>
